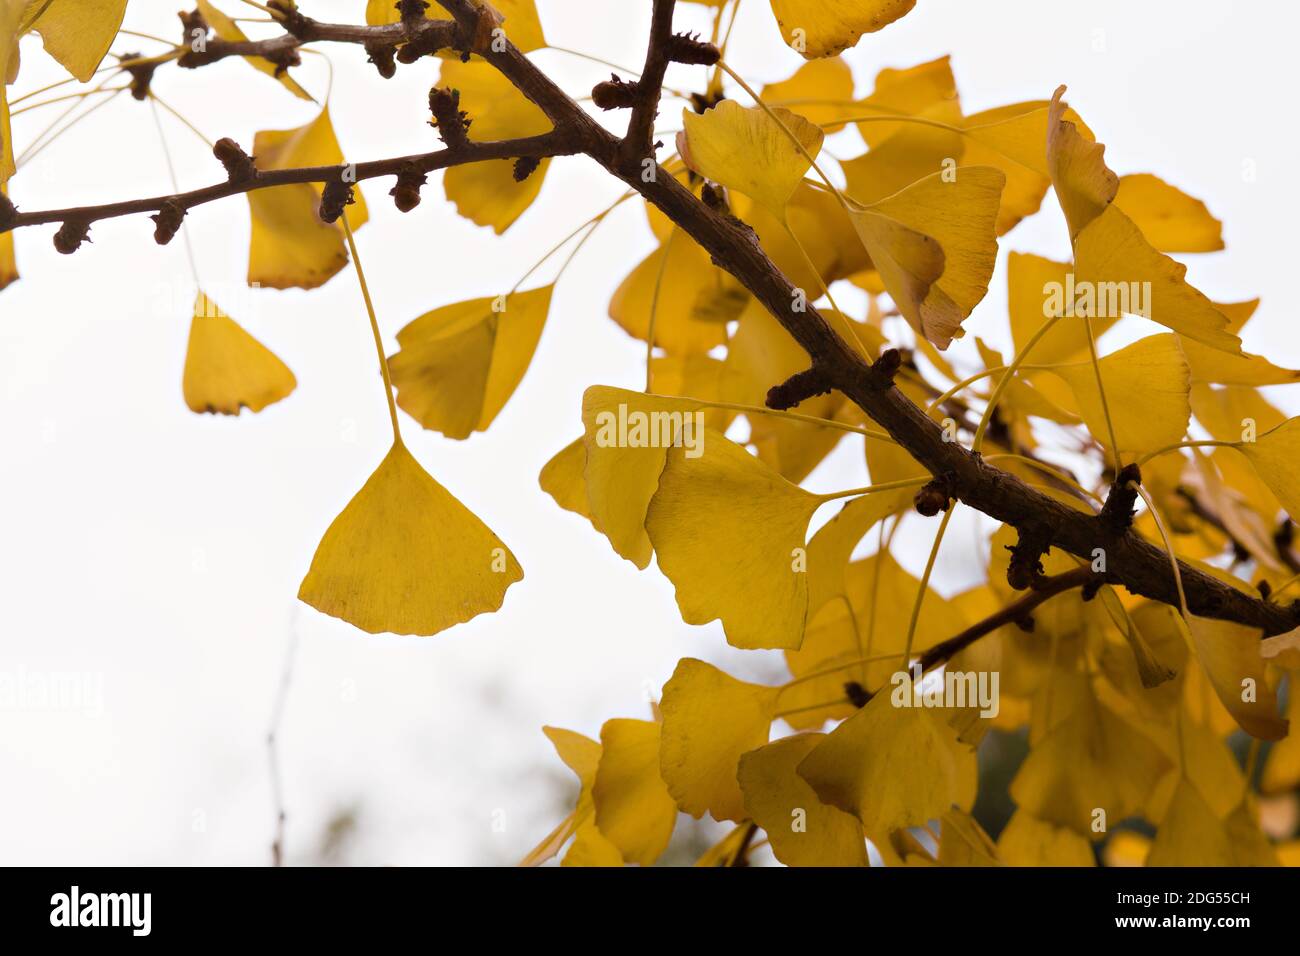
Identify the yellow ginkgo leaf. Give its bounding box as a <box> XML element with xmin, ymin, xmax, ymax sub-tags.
<box><xmin>519</xmin><ymin>725</ymin><xmax>602</xmax><ymax>867</ymax></box>
<box><xmin>439</xmin><ymin>58</ymin><xmax>552</xmax><ymax>233</ymax></box>
<box><xmin>388</xmin><ymin>286</ymin><xmax>553</xmax><ymax>439</ymax></box>
<box><xmin>853</xmin><ymin>56</ymin><xmax>958</xmax><ymax>148</ymax></box>
<box><xmin>1045</xmin><ymin>86</ymin><xmax>1117</xmax><ymax>239</ymax></box>
<box><xmin>842</xmin><ymin>111</ymin><xmax>964</xmax><ymax>207</ymax></box>
<box><xmin>995</xmin><ymin>810</ymin><xmax>1095</xmax><ymax>867</ymax></box>
<box><xmin>1179</xmin><ymin>305</ymin><xmax>1298</xmax><ymax>387</ymax></box>
<box><xmin>0</xmin><ymin>2</ymin><xmax>26</xmax><ymax>183</ymax></box>
<box><xmin>1008</xmin><ymin>692</ymin><xmax>1170</xmax><ymax>835</ymax></box>
<box><xmin>607</xmin><ymin>233</ymin><xmax>731</xmax><ymax>355</ymax></box>
<box><xmin>1114</xmin><ymin>173</ymin><xmax>1224</xmax><ymax>253</ymax></box>
<box><xmin>297</xmin><ymin>441</ymin><xmax>523</xmax><ymax>636</ymax></box>
<box><xmin>195</xmin><ymin>0</ymin><xmax>313</xmax><ymax>100</ymax></box>
<box><xmin>762</xmin><ymin>56</ymin><xmax>856</xmax><ymax>130</ymax></box>
<box><xmin>1182</xmin><ymin>613</ymin><xmax>1287</xmax><ymax>740</ymax></box>
<box><xmin>1240</xmin><ymin>417</ymin><xmax>1300</xmax><ymax>521</ymax></box>
<box><xmin>366</xmin><ymin>0</ymin><xmax>546</xmax><ymax>52</ymax></box>
<box><xmin>561</xmin><ymin>823</ymin><xmax>624</xmax><ymax>867</ymax></box>
<box><xmin>805</xmin><ymin>489</ymin><xmax>911</xmax><ymax>618</ymax></box>
<box><xmin>182</xmin><ymin>292</ymin><xmax>296</xmax><ymax>415</ymax></box>
<box><xmin>591</xmin><ymin>718</ymin><xmax>677</xmax><ymax>866</ymax></box>
<box><xmin>738</xmin><ymin>734</ymin><xmax>868</xmax><ymax>867</ymax></box>
<box><xmin>850</xmin><ymin>166</ymin><xmax>1005</xmax><ymax>349</ymax></box>
<box><xmin>1072</xmin><ymin>206</ymin><xmax>1239</xmax><ymax>354</ymax></box>
<box><xmin>796</xmin><ymin>692</ymin><xmax>977</xmax><ymax>833</ymax></box>
<box><xmin>679</xmin><ymin>100</ymin><xmax>824</xmax><ymax>218</ymax></box>
<box><xmin>580</xmin><ymin>386</ymin><xmax>703</xmax><ymax>568</ymax></box>
<box><xmin>768</xmin><ymin>0</ymin><xmax>916</xmax><ymax>59</ymax></box>
<box><xmin>960</xmin><ymin>100</ymin><xmax>1092</xmax><ymax>235</ymax></box>
<box><xmin>538</xmin><ymin>437</ymin><xmax>592</xmax><ymax>524</ymax></box>
<box><xmin>645</xmin><ymin>430</ymin><xmax>823</xmax><ymax>650</ymax></box>
<box><xmin>936</xmin><ymin>808</ymin><xmax>1000</xmax><ymax>867</ymax></box>
<box><xmin>248</xmin><ymin>109</ymin><xmax>368</xmax><ymax>289</ymax></box>
<box><xmin>1049</xmin><ymin>334</ymin><xmax>1190</xmax><ymax>453</ymax></box>
<box><xmin>660</xmin><ymin>659</ymin><xmax>781</xmax><ymax>822</ymax></box>
<box><xmin>723</xmin><ymin>299</ymin><xmax>845</xmax><ymax>483</ymax></box>
<box><xmin>23</xmin><ymin>0</ymin><xmax>125</xmax><ymax>83</ymax></box>
<box><xmin>787</xmin><ymin>551</ymin><xmax>971</xmax><ymax>719</ymax></box>
<box><xmin>253</xmin><ymin>106</ymin><xmax>369</xmax><ymax>231</ymax></box>
<box><xmin>1147</xmin><ymin>784</ymin><xmax>1278</xmax><ymax>867</ymax></box>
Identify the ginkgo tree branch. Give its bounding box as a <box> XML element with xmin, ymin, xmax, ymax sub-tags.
<box><xmin>0</xmin><ymin>131</ymin><xmax>578</xmax><ymax>230</ymax></box>
<box><xmin>2</xmin><ymin>1</ymin><xmax>1296</xmax><ymax>638</ymax></box>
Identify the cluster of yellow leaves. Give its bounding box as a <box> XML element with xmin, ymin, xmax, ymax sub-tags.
<box><xmin>526</xmin><ymin>27</ymin><xmax>1300</xmax><ymax>865</ymax></box>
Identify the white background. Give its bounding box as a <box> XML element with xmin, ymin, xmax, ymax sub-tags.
<box><xmin>1</xmin><ymin>0</ymin><xmax>1296</xmax><ymax>865</ymax></box>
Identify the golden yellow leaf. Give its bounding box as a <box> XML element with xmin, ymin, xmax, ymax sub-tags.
<box><xmin>1045</xmin><ymin>86</ymin><xmax>1117</xmax><ymax>239</ymax></box>
<box><xmin>1048</xmin><ymin>334</ymin><xmax>1190</xmax><ymax>453</ymax></box>
<box><xmin>0</xmin><ymin>3</ymin><xmax>25</xmax><ymax>183</ymax></box>
<box><xmin>1240</xmin><ymin>417</ymin><xmax>1300</xmax><ymax>522</ymax></box>
<box><xmin>796</xmin><ymin>693</ymin><xmax>977</xmax><ymax>832</ymax></box>
<box><xmin>254</xmin><ymin>106</ymin><xmax>369</xmax><ymax>231</ymax></box>
<box><xmin>182</xmin><ymin>292</ymin><xmax>296</xmax><ymax>415</ymax></box>
<box><xmin>679</xmin><ymin>100</ymin><xmax>824</xmax><ymax>218</ymax></box>
<box><xmin>538</xmin><ymin>437</ymin><xmax>592</xmax><ymax>525</ymax></box>
<box><xmin>439</xmin><ymin>58</ymin><xmax>552</xmax><ymax>233</ymax></box>
<box><xmin>1114</xmin><ymin>173</ymin><xmax>1224</xmax><ymax>253</ymax></box>
<box><xmin>849</xmin><ymin>166</ymin><xmax>1005</xmax><ymax>349</ymax></box>
<box><xmin>519</xmin><ymin>725</ymin><xmax>602</xmax><ymax>867</ymax></box>
<box><xmin>723</xmin><ymin>299</ymin><xmax>845</xmax><ymax>483</ymax></box>
<box><xmin>561</xmin><ymin>822</ymin><xmax>624</xmax><ymax>867</ymax></box>
<box><xmin>762</xmin><ymin>56</ymin><xmax>856</xmax><ymax>130</ymax></box>
<box><xmin>1183</xmin><ymin>614</ymin><xmax>1287</xmax><ymax>740</ymax></box>
<box><xmin>1148</xmin><ymin>785</ymin><xmax>1279</xmax><ymax>866</ymax></box>
<box><xmin>768</xmin><ymin>0</ymin><xmax>916</xmax><ymax>59</ymax></box>
<box><xmin>1074</xmin><ymin>206</ymin><xmax>1237</xmax><ymax>354</ymax></box>
<box><xmin>660</xmin><ymin>659</ymin><xmax>780</xmax><ymax>821</ymax></box>
<box><xmin>936</xmin><ymin>808</ymin><xmax>1000</xmax><ymax>867</ymax></box>
<box><xmin>297</xmin><ymin>441</ymin><xmax>523</xmax><ymax>635</ymax></box>
<box><xmin>805</xmin><ymin>489</ymin><xmax>911</xmax><ymax>618</ymax></box>
<box><xmin>580</xmin><ymin>386</ymin><xmax>702</xmax><ymax>568</ymax></box>
<box><xmin>1180</xmin><ymin>330</ymin><xmax>1300</xmax><ymax>387</ymax></box>
<box><xmin>645</xmin><ymin>430</ymin><xmax>822</xmax><ymax>650</ymax></box>
<box><xmin>23</xmin><ymin>0</ymin><xmax>125</xmax><ymax>83</ymax></box>
<box><xmin>248</xmin><ymin>108</ymin><xmax>368</xmax><ymax>289</ymax></box>
<box><xmin>196</xmin><ymin>0</ymin><xmax>312</xmax><ymax>100</ymax></box>
<box><xmin>995</xmin><ymin>810</ymin><xmax>1095</xmax><ymax>866</ymax></box>
<box><xmin>1006</xmin><ymin>252</ymin><xmax>1116</xmax><ymax>366</ymax></box>
<box><xmin>388</xmin><ymin>286</ymin><xmax>552</xmax><ymax>439</ymax></box>
<box><xmin>591</xmin><ymin>718</ymin><xmax>677</xmax><ymax>866</ymax></box>
<box><xmin>1009</xmin><ymin>691</ymin><xmax>1170</xmax><ymax>835</ymax></box>
<box><xmin>854</xmin><ymin>56</ymin><xmax>958</xmax><ymax>148</ymax></box>
<box><xmin>738</xmin><ymin>734</ymin><xmax>868</xmax><ymax>867</ymax></box>
<box><xmin>961</xmin><ymin>101</ymin><xmax>1092</xmax><ymax>235</ymax></box>
<box><xmin>607</xmin><ymin>233</ymin><xmax>730</xmax><ymax>355</ymax></box>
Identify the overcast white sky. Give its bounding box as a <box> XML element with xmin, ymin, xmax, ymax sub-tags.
<box><xmin>1</xmin><ymin>1</ymin><xmax>1296</xmax><ymax>865</ymax></box>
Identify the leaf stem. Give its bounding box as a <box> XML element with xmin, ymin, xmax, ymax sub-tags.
<box><xmin>341</xmin><ymin>217</ymin><xmax>402</xmax><ymax>446</ymax></box>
